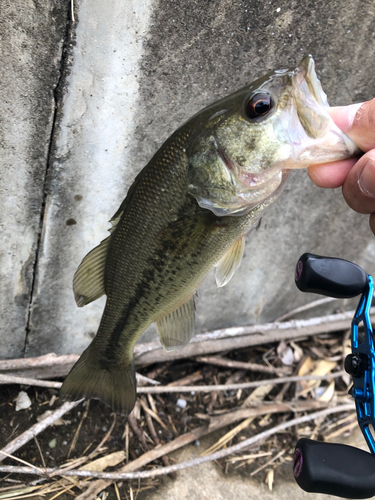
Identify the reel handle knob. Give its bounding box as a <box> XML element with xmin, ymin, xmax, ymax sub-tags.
<box><xmin>295</xmin><ymin>253</ymin><xmax>368</xmax><ymax>299</ymax></box>
<box><xmin>294</xmin><ymin>439</ymin><xmax>375</xmax><ymax>499</ymax></box>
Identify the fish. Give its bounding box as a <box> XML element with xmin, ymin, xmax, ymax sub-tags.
<box><xmin>60</xmin><ymin>55</ymin><xmax>359</xmax><ymax>415</ymax></box>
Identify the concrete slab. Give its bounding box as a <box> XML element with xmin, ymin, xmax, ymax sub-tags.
<box><xmin>0</xmin><ymin>0</ymin><xmax>69</xmax><ymax>357</ymax></box>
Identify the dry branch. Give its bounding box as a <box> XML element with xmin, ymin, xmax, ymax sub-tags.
<box><xmin>0</xmin><ymin>374</ymin><xmax>62</xmax><ymax>388</ymax></box>
<box><xmin>136</xmin><ymin>370</ymin><xmax>346</xmax><ymax>393</ymax></box>
<box><xmin>275</xmin><ymin>297</ymin><xmax>337</xmax><ymax>322</ymax></box>
<box><xmin>1</xmin><ymin>308</ymin><xmax>369</xmax><ymax>379</ymax></box>
<box><xmin>0</xmin><ymin>372</ymin><xmax>158</xmax><ymax>388</ymax></box>
<box><xmin>141</xmin><ymin>397</ymin><xmax>175</xmax><ymax>476</ymax></box>
<box><xmin>195</xmin><ymin>355</ymin><xmax>291</xmax><ymax>375</ymax></box>
<box><xmin>133</xmin><ymin>309</ymin><xmax>371</xmax><ymax>365</ymax></box>
<box><xmin>0</xmin><ymin>370</ymin><xmax>346</xmax><ymax>395</ymax></box>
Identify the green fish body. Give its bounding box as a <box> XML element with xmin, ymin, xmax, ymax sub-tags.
<box><xmin>61</xmin><ymin>56</ymin><xmax>359</xmax><ymax>415</ymax></box>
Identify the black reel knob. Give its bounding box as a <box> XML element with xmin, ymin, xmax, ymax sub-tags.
<box><xmin>345</xmin><ymin>353</ymin><xmax>368</xmax><ymax>378</ymax></box>
<box><xmin>294</xmin><ymin>438</ymin><xmax>375</xmax><ymax>499</ymax></box>
<box><xmin>295</xmin><ymin>253</ymin><xmax>368</xmax><ymax>299</ymax></box>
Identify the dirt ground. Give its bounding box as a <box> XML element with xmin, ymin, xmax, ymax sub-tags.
<box><xmin>0</xmin><ymin>335</ymin><xmax>362</xmax><ymax>499</ymax></box>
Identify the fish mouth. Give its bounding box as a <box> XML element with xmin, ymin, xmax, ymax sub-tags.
<box><xmin>294</xmin><ymin>55</ymin><xmax>327</xmax><ymax>109</ymax></box>
<box><xmin>279</xmin><ymin>54</ymin><xmax>360</xmax><ymax>167</ymax></box>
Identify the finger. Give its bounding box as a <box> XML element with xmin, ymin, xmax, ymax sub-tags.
<box><xmin>308</xmin><ymin>158</ymin><xmax>357</xmax><ymax>188</ymax></box>
<box><xmin>369</xmin><ymin>213</ymin><xmax>375</xmax><ymax>236</ymax></box>
<box><xmin>342</xmin><ymin>150</ymin><xmax>375</xmax><ymax>214</ymax></box>
<box><xmin>329</xmin><ymin>99</ymin><xmax>375</xmax><ymax>152</ymax></box>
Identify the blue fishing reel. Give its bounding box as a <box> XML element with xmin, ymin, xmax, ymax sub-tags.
<box><xmin>293</xmin><ymin>253</ymin><xmax>375</xmax><ymax>499</ymax></box>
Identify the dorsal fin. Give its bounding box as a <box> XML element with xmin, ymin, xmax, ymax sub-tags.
<box><xmin>109</xmin><ymin>167</ymin><xmax>146</xmax><ymax>227</ymax></box>
<box><xmin>73</xmin><ymin>168</ymin><xmax>148</xmax><ymax>307</ymax></box>
<box><xmin>156</xmin><ymin>295</ymin><xmax>196</xmax><ymax>352</ymax></box>
<box><xmin>73</xmin><ymin>236</ymin><xmax>111</xmax><ymax>307</ymax></box>
<box><xmin>215</xmin><ymin>235</ymin><xmax>245</xmax><ymax>287</ymax></box>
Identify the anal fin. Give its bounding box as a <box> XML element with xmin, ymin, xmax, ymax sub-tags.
<box><xmin>215</xmin><ymin>235</ymin><xmax>245</xmax><ymax>287</ymax></box>
<box><xmin>156</xmin><ymin>295</ymin><xmax>196</xmax><ymax>352</ymax></box>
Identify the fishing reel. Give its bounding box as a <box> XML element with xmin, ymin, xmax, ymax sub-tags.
<box><xmin>293</xmin><ymin>253</ymin><xmax>375</xmax><ymax>499</ymax></box>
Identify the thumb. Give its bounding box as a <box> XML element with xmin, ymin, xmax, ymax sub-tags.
<box><xmin>329</xmin><ymin>98</ymin><xmax>375</xmax><ymax>152</ymax></box>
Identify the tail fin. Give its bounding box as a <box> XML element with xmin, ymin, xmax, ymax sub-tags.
<box><xmin>60</xmin><ymin>347</ymin><xmax>136</xmax><ymax>416</ymax></box>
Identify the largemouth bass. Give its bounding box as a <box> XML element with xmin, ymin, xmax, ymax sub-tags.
<box><xmin>61</xmin><ymin>55</ymin><xmax>359</xmax><ymax>415</ymax></box>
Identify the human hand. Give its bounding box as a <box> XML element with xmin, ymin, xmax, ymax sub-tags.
<box><xmin>308</xmin><ymin>99</ymin><xmax>375</xmax><ymax>234</ymax></box>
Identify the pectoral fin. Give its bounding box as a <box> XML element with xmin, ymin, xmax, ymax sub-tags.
<box><xmin>156</xmin><ymin>295</ymin><xmax>196</xmax><ymax>352</ymax></box>
<box><xmin>73</xmin><ymin>235</ymin><xmax>111</xmax><ymax>307</ymax></box>
<box><xmin>215</xmin><ymin>236</ymin><xmax>245</xmax><ymax>287</ymax></box>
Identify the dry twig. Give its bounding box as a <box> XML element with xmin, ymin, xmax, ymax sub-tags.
<box><xmin>275</xmin><ymin>297</ymin><xmax>337</xmax><ymax>322</ymax></box>
<box><xmin>195</xmin><ymin>356</ymin><xmax>291</xmax><ymax>375</ymax></box>
<box><xmin>0</xmin><ymin>370</ymin><xmax>346</xmax><ymax>395</ymax></box>
<box><xmin>140</xmin><ymin>398</ymin><xmax>176</xmax><ymax>478</ymax></box>
<box><xmin>136</xmin><ymin>370</ymin><xmax>346</xmax><ymax>393</ymax></box>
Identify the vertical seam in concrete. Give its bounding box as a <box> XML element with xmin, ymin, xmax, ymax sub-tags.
<box><xmin>23</xmin><ymin>2</ymin><xmax>73</xmax><ymax>356</ymax></box>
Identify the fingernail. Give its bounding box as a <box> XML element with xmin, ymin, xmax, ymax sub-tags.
<box><xmin>330</xmin><ymin>103</ymin><xmax>363</xmax><ymax>133</ymax></box>
<box><xmin>359</xmin><ymin>161</ymin><xmax>375</xmax><ymax>198</ymax></box>
<box><xmin>345</xmin><ymin>103</ymin><xmax>364</xmax><ymax>132</ymax></box>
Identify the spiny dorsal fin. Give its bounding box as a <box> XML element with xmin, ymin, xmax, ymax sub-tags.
<box><xmin>73</xmin><ymin>235</ymin><xmax>111</xmax><ymax>307</ymax></box>
<box><xmin>215</xmin><ymin>235</ymin><xmax>245</xmax><ymax>288</ymax></box>
<box><xmin>109</xmin><ymin>167</ymin><xmax>146</xmax><ymax>227</ymax></box>
<box><xmin>156</xmin><ymin>295</ymin><xmax>196</xmax><ymax>352</ymax></box>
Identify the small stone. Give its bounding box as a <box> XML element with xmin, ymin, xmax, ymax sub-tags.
<box><xmin>15</xmin><ymin>391</ymin><xmax>32</xmax><ymax>411</ymax></box>
<box><xmin>194</xmin><ymin>440</ymin><xmax>200</xmax><ymax>447</ymax></box>
<box><xmin>176</xmin><ymin>398</ymin><xmax>187</xmax><ymax>409</ymax></box>
<box><xmin>48</xmin><ymin>438</ymin><xmax>57</xmax><ymax>448</ymax></box>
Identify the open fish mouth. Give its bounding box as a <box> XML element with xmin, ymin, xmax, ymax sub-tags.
<box><xmin>216</xmin><ymin>55</ymin><xmax>360</xmax><ymax>188</ymax></box>
<box><xmin>295</xmin><ymin>55</ymin><xmax>328</xmax><ymax>110</ymax></box>
<box><xmin>280</xmin><ymin>54</ymin><xmax>360</xmax><ymax>167</ymax></box>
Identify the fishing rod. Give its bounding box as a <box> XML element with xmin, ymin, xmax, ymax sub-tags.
<box><xmin>293</xmin><ymin>253</ymin><xmax>375</xmax><ymax>499</ymax></box>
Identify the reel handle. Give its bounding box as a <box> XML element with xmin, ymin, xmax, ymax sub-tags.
<box><xmin>294</xmin><ymin>439</ymin><xmax>375</xmax><ymax>499</ymax></box>
<box><xmin>295</xmin><ymin>253</ymin><xmax>368</xmax><ymax>299</ymax></box>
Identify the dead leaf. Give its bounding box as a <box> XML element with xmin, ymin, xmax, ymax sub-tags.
<box><xmin>311</xmin><ymin>359</ymin><xmax>337</xmax><ymax>377</ymax></box>
<box><xmin>201</xmin><ymin>417</ymin><xmax>255</xmax><ymax>456</ymax></box>
<box><xmin>290</xmin><ymin>341</ymin><xmax>303</xmax><ymax>363</ymax></box>
<box><xmin>266</xmin><ymin>469</ymin><xmax>274</xmax><ymax>491</ymax></box>
<box><xmin>277</xmin><ymin>341</ymin><xmax>294</xmax><ymax>366</ymax></box>
<box><xmin>317</xmin><ymin>381</ymin><xmax>335</xmax><ymax>402</ymax></box>
<box><xmin>299</xmin><ymin>359</ymin><xmax>337</xmax><ymax>396</ymax></box>
<box><xmin>242</xmin><ymin>384</ymin><xmax>274</xmax><ymax>408</ymax></box>
<box><xmin>37</xmin><ymin>410</ymin><xmax>65</xmax><ymax>425</ymax></box>
<box><xmin>298</xmin><ymin>356</ymin><xmax>314</xmax><ymax>376</ymax></box>
<box><xmin>79</xmin><ymin>451</ymin><xmax>126</xmax><ymax>472</ymax></box>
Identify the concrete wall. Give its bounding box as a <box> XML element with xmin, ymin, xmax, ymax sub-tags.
<box><xmin>1</xmin><ymin>0</ymin><xmax>375</xmax><ymax>359</ymax></box>
<box><xmin>0</xmin><ymin>0</ymin><xmax>69</xmax><ymax>357</ymax></box>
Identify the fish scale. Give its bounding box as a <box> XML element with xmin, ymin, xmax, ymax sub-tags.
<box><xmin>61</xmin><ymin>56</ymin><xmax>359</xmax><ymax>415</ymax></box>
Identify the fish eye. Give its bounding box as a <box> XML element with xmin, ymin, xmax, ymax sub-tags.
<box><xmin>244</xmin><ymin>92</ymin><xmax>273</xmax><ymax>120</ymax></box>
